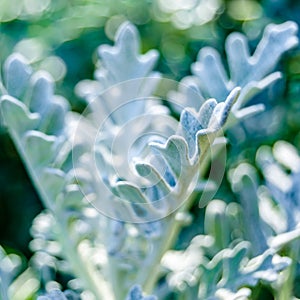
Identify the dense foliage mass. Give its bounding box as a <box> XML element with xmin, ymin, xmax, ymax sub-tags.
<box><xmin>1</xmin><ymin>1</ymin><xmax>300</xmax><ymax>299</ymax></box>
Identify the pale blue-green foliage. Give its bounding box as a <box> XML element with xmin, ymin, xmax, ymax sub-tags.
<box><xmin>73</xmin><ymin>23</ymin><xmax>170</xmax><ymax>294</ymax></box>
<box><xmin>229</xmin><ymin>164</ymin><xmax>269</xmax><ymax>255</ymax></box>
<box><xmin>77</xmin><ymin>21</ymin><xmax>240</xmax><ymax>223</ymax></box>
<box><xmin>37</xmin><ymin>289</ymin><xmax>80</xmax><ymax>300</ymax></box>
<box><xmin>29</xmin><ymin>211</ymin><xmax>98</xmax><ymax>293</ymax></box>
<box><xmin>124</xmin><ymin>88</ymin><xmax>237</xmax><ymax>219</ymax></box>
<box><xmin>0</xmin><ymin>246</ymin><xmax>21</xmax><ymax>300</ymax></box>
<box><xmin>126</xmin><ymin>285</ymin><xmax>157</xmax><ymax>300</ymax></box>
<box><xmin>257</xmin><ymin>142</ymin><xmax>300</xmax><ymax>228</ymax></box>
<box><xmin>98</xmin><ymin>84</ymin><xmax>240</xmax><ymax>223</ymax></box>
<box><xmin>230</xmin><ymin>142</ymin><xmax>300</xmax><ymax>252</ymax></box>
<box><xmin>203</xmin><ymin>200</ymin><xmax>243</xmax><ymax>255</ymax></box>
<box><xmin>163</xmin><ymin>238</ymin><xmax>290</xmax><ymax>300</ymax></box>
<box><xmin>0</xmin><ymin>53</ymin><xmax>111</xmax><ymax>299</ymax></box>
<box><xmin>1</xmin><ymin>19</ymin><xmax>299</xmax><ymax>300</ymax></box>
<box><xmin>0</xmin><ymin>54</ymin><xmax>71</xmax><ymax>209</ymax></box>
<box><xmin>98</xmin><ymin>22</ymin><xmax>159</xmax><ymax>84</ymax></box>
<box><xmin>76</xmin><ymin>21</ymin><xmax>299</xmax><ymax>227</ymax></box>
<box><xmin>0</xmin><ymin>54</ymin><xmax>94</xmax><ymax>244</ymax></box>
<box><xmin>161</xmin><ymin>198</ymin><xmax>291</xmax><ymax>299</ymax></box>
<box><xmin>169</xmin><ymin>21</ymin><xmax>298</xmax><ymax>122</ymax></box>
<box><xmin>74</xmin><ymin>22</ymin><xmax>168</xmax><ymax>222</ymax></box>
<box><xmin>257</xmin><ymin>141</ymin><xmax>300</xmax><ymax>248</ymax></box>
<box><xmin>0</xmin><ymin>246</ymin><xmax>39</xmax><ymax>299</ymax></box>
<box><xmin>76</xmin><ymin>21</ymin><xmax>161</xmax><ymax>127</ymax></box>
<box><xmin>73</xmin><ymin>24</ymin><xmax>241</xmax><ymax>298</ymax></box>
<box><xmin>67</xmin><ymin>20</ymin><xmax>246</xmax><ymax>298</ymax></box>
<box><xmin>91</xmin><ymin>87</ymin><xmax>240</xmax><ymax>296</ymax></box>
<box><xmin>198</xmin><ymin>242</ymin><xmax>290</xmax><ymax>300</ymax></box>
<box><xmin>227</xmin><ymin>143</ymin><xmax>300</xmax><ymax>299</ymax></box>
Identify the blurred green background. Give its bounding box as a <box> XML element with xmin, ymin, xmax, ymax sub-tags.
<box><xmin>0</xmin><ymin>0</ymin><xmax>300</xmax><ymax>277</ymax></box>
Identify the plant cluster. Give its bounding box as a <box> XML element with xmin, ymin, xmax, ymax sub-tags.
<box><xmin>1</xmin><ymin>1</ymin><xmax>300</xmax><ymax>300</ymax></box>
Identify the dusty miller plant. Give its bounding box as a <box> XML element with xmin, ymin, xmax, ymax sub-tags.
<box><xmin>0</xmin><ymin>20</ymin><xmax>299</xmax><ymax>300</ymax></box>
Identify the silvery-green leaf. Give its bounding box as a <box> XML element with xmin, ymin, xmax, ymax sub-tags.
<box><xmin>108</xmin><ymin>89</ymin><xmax>239</xmax><ymax>221</ymax></box>
<box><xmin>165</xmin><ymin>235</ymin><xmax>290</xmax><ymax>300</ymax></box>
<box><xmin>198</xmin><ymin>255</ymin><xmax>223</xmax><ymax>299</ymax></box>
<box><xmin>1</xmin><ymin>95</ymin><xmax>40</xmax><ymax>135</ymax></box>
<box><xmin>107</xmin><ymin>220</ymin><xmax>126</xmax><ymax>256</ymax></box>
<box><xmin>168</xmin><ymin>76</ymin><xmax>205</xmax><ymax>113</ymax></box>
<box><xmin>214</xmin><ymin>288</ymin><xmax>251</xmax><ymax>300</ymax></box>
<box><xmin>0</xmin><ymin>246</ymin><xmax>22</xmax><ymax>300</ymax></box>
<box><xmin>112</xmin><ymin>181</ymin><xmax>161</xmax><ymax>219</ymax></box>
<box><xmin>99</xmin><ymin>22</ymin><xmax>159</xmax><ymax>83</ymax></box>
<box><xmin>150</xmin><ymin>136</ymin><xmax>188</xmax><ymax>178</ymax></box>
<box><xmin>171</xmin><ymin>21</ymin><xmax>298</xmax><ymax>122</ymax></box>
<box><xmin>22</xmin><ymin>131</ymin><xmax>56</xmax><ymax>168</ymax></box>
<box><xmin>29</xmin><ymin>71</ymin><xmax>54</xmax><ymax>116</ymax></box>
<box><xmin>135</xmin><ymin>162</ymin><xmax>172</xmax><ymax>196</ymax></box>
<box><xmin>0</xmin><ymin>54</ymin><xmax>73</xmax><ymax>209</ymax></box>
<box><xmin>230</xmin><ymin>153</ymin><xmax>300</xmax><ymax>256</ymax></box>
<box><xmin>3</xmin><ymin>53</ymin><xmax>32</xmax><ymax>99</ymax></box>
<box><xmin>232</xmin><ymin>72</ymin><xmax>280</xmax><ymax>112</ymax></box>
<box><xmin>229</xmin><ymin>163</ymin><xmax>269</xmax><ymax>255</ymax></box>
<box><xmin>269</xmin><ymin>227</ymin><xmax>300</xmax><ymax>250</ymax></box>
<box><xmin>204</xmin><ymin>200</ymin><xmax>232</xmax><ymax>251</ymax></box>
<box><xmin>199</xmin><ymin>242</ymin><xmax>290</xmax><ymax>299</ymax></box>
<box><xmin>57</xmin><ymin>184</ymin><xmax>85</xmax><ymax>211</ymax></box>
<box><xmin>37</xmin><ymin>290</ymin><xmax>68</xmax><ymax>300</ymax></box>
<box><xmin>38</xmin><ymin>168</ymin><xmax>66</xmax><ymax>208</ymax></box>
<box><xmin>0</xmin><ymin>246</ymin><xmax>40</xmax><ymax>300</ymax></box>
<box><xmin>39</xmin><ymin>95</ymin><xmax>70</xmax><ymax>135</ymax></box>
<box><xmin>193</xmin><ymin>47</ymin><xmax>230</xmax><ymax>100</ymax></box>
<box><xmin>194</xmin><ymin>21</ymin><xmax>298</xmax><ymax>100</ymax></box>
<box><xmin>76</xmin><ymin>22</ymin><xmax>162</xmax><ymax>129</ymax></box>
<box><xmin>257</xmin><ymin>142</ymin><xmax>300</xmax><ymax>235</ymax></box>
<box><xmin>126</xmin><ymin>285</ymin><xmax>157</xmax><ymax>300</ymax></box>
<box><xmin>273</xmin><ymin>140</ymin><xmax>300</xmax><ymax>172</ymax></box>
<box><xmin>172</xmin><ymin>87</ymin><xmax>239</xmax><ymax>161</ymax></box>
